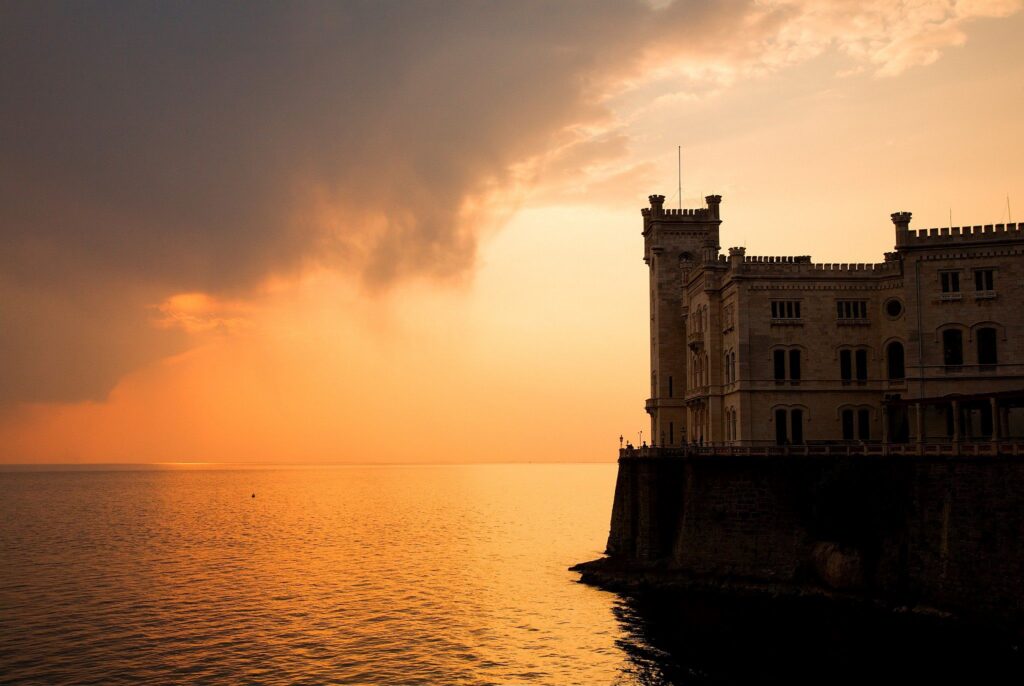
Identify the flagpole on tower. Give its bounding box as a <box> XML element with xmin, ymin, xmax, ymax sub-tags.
<box><xmin>677</xmin><ymin>145</ymin><xmax>682</xmax><ymax>210</ymax></box>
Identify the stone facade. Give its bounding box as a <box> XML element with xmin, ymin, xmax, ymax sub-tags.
<box><xmin>643</xmin><ymin>194</ymin><xmax>1024</xmax><ymax>448</ymax></box>
<box><xmin>593</xmin><ymin>452</ymin><xmax>1024</xmax><ymax>625</ymax></box>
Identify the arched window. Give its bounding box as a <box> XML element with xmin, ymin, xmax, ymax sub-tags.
<box><xmin>775</xmin><ymin>409</ymin><xmax>787</xmax><ymax>445</ymax></box>
<box><xmin>791</xmin><ymin>409</ymin><xmax>804</xmax><ymax>444</ymax></box>
<box><xmin>977</xmin><ymin>327</ymin><xmax>998</xmax><ymax>370</ymax></box>
<box><xmin>855</xmin><ymin>349</ymin><xmax>868</xmax><ymax>382</ymax></box>
<box><xmin>841</xmin><ymin>407</ymin><xmax>871</xmax><ymax>441</ymax></box>
<box><xmin>887</xmin><ymin>341</ymin><xmax>905</xmax><ymax>380</ymax></box>
<box><xmin>943</xmin><ymin>329</ymin><xmax>963</xmax><ymax>367</ymax></box>
<box><xmin>774</xmin><ymin>407</ymin><xmax>805</xmax><ymax>445</ymax></box>
<box><xmin>842</xmin><ymin>409</ymin><xmax>855</xmax><ymax>440</ymax></box>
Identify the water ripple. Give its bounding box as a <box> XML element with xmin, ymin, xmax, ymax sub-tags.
<box><xmin>1</xmin><ymin>465</ymin><xmax>626</xmax><ymax>685</ymax></box>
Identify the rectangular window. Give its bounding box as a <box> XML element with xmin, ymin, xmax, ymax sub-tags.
<box><xmin>771</xmin><ymin>300</ymin><xmax>801</xmax><ymax>320</ymax></box>
<box><xmin>789</xmin><ymin>350</ymin><xmax>801</xmax><ymax>383</ymax></box>
<box><xmin>943</xmin><ymin>329</ymin><xmax>964</xmax><ymax>367</ymax></box>
<box><xmin>842</xmin><ymin>409</ymin><xmax>854</xmax><ymax>440</ymax></box>
<box><xmin>940</xmin><ymin>271</ymin><xmax>961</xmax><ymax>293</ymax></box>
<box><xmin>837</xmin><ymin>300</ymin><xmax>868</xmax><ymax>320</ymax></box>
<box><xmin>775</xmin><ymin>409</ymin><xmax>788</xmax><ymax>445</ymax></box>
<box><xmin>773</xmin><ymin>350</ymin><xmax>786</xmax><ymax>382</ymax></box>
<box><xmin>977</xmin><ymin>327</ymin><xmax>998</xmax><ymax>369</ymax></box>
<box><xmin>857</xmin><ymin>409</ymin><xmax>870</xmax><ymax>440</ymax></box>
<box><xmin>840</xmin><ymin>350</ymin><xmax>852</xmax><ymax>383</ymax></box>
<box><xmin>791</xmin><ymin>409</ymin><xmax>804</xmax><ymax>445</ymax></box>
<box><xmin>974</xmin><ymin>269</ymin><xmax>995</xmax><ymax>292</ymax></box>
<box><xmin>855</xmin><ymin>349</ymin><xmax>868</xmax><ymax>382</ymax></box>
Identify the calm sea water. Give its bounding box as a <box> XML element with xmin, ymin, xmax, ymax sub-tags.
<box><xmin>1</xmin><ymin>464</ymin><xmax>1020</xmax><ymax>685</ymax></box>
<box><xmin>0</xmin><ymin>464</ymin><xmax>637</xmax><ymax>685</ymax></box>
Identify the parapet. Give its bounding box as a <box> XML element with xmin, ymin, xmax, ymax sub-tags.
<box><xmin>897</xmin><ymin>222</ymin><xmax>1022</xmax><ymax>248</ymax></box>
<box><xmin>731</xmin><ymin>254</ymin><xmax>900</xmax><ymax>277</ymax></box>
<box><xmin>742</xmin><ymin>255</ymin><xmax>812</xmax><ymax>264</ymax></box>
<box><xmin>642</xmin><ymin>193</ymin><xmax>721</xmax><ymax>222</ymax></box>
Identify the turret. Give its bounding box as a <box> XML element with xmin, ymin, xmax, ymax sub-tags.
<box><xmin>706</xmin><ymin>195</ymin><xmax>722</xmax><ymax>220</ymax></box>
<box><xmin>642</xmin><ymin>192</ymin><xmax>723</xmax><ymax>449</ymax></box>
<box><xmin>892</xmin><ymin>211</ymin><xmax>912</xmax><ymax>246</ymax></box>
<box><xmin>728</xmin><ymin>245</ymin><xmax>746</xmax><ymax>270</ymax></box>
<box><xmin>648</xmin><ymin>194</ymin><xmax>666</xmax><ymax>216</ymax></box>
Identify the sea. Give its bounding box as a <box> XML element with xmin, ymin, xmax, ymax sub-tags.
<box><xmin>1</xmin><ymin>463</ymin><xmax>1020</xmax><ymax>685</ymax></box>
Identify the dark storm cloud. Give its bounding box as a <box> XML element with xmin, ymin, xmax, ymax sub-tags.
<box><xmin>1</xmin><ymin>1</ymin><xmax>749</xmax><ymax>403</ymax></box>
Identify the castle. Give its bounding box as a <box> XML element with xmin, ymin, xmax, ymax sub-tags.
<box><xmin>574</xmin><ymin>194</ymin><xmax>1024</xmax><ymax>626</ymax></box>
<box><xmin>643</xmin><ymin>194</ymin><xmax>1024</xmax><ymax>451</ymax></box>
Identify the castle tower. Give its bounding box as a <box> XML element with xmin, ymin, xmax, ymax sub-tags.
<box><xmin>642</xmin><ymin>194</ymin><xmax>722</xmax><ymax>446</ymax></box>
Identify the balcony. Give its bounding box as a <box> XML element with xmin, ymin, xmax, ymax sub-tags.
<box><xmin>687</xmin><ymin>330</ymin><xmax>704</xmax><ymax>351</ymax></box>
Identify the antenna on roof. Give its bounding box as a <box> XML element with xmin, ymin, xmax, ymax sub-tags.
<box><xmin>677</xmin><ymin>145</ymin><xmax>682</xmax><ymax>210</ymax></box>
<box><xmin>1008</xmin><ymin>194</ymin><xmax>1013</xmax><ymax>223</ymax></box>
<box><xmin>949</xmin><ymin>208</ymin><xmax>952</xmax><ymax>231</ymax></box>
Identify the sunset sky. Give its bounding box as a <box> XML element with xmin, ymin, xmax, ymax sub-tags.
<box><xmin>2</xmin><ymin>1</ymin><xmax>1023</xmax><ymax>463</ymax></box>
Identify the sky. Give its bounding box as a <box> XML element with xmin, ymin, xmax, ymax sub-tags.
<box><xmin>2</xmin><ymin>0</ymin><xmax>1023</xmax><ymax>463</ymax></box>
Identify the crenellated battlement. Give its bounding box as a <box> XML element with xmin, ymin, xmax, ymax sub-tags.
<box><xmin>807</xmin><ymin>261</ymin><xmax>900</xmax><ymax>274</ymax></box>
<box><xmin>898</xmin><ymin>222</ymin><xmax>1022</xmax><ymax>247</ymax></box>
<box><xmin>728</xmin><ymin>254</ymin><xmax>900</xmax><ymax>276</ymax></box>
<box><xmin>641</xmin><ymin>206</ymin><xmax>714</xmax><ymax>219</ymax></box>
<box><xmin>642</xmin><ymin>193</ymin><xmax>722</xmax><ymax>222</ymax></box>
<box><xmin>742</xmin><ymin>255</ymin><xmax>812</xmax><ymax>264</ymax></box>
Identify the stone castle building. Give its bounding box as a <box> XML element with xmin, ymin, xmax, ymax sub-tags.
<box><xmin>643</xmin><ymin>193</ymin><xmax>1024</xmax><ymax>449</ymax></box>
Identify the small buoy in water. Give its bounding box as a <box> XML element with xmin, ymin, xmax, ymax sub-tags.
<box><xmin>251</xmin><ymin>493</ymin><xmax>255</xmax><ymax>498</ymax></box>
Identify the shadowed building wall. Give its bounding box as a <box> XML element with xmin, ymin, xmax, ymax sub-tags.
<box><xmin>642</xmin><ymin>195</ymin><xmax>1024</xmax><ymax>447</ymax></box>
<box><xmin>603</xmin><ymin>451</ymin><xmax>1024</xmax><ymax>624</ymax></box>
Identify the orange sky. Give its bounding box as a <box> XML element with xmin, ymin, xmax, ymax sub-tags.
<box><xmin>2</xmin><ymin>1</ymin><xmax>1023</xmax><ymax>463</ymax></box>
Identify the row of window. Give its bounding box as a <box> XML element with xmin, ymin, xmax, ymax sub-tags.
<box><xmin>772</xmin><ymin>299</ymin><xmax>876</xmax><ymax>322</ymax></box>
<box><xmin>771</xmin><ymin>331</ymin><xmax>997</xmax><ymax>382</ymax></box>
<box><xmin>770</xmin><ymin>300</ymin><xmax>801</xmax><ymax>319</ymax></box>
<box><xmin>941</xmin><ymin>268</ymin><xmax>995</xmax><ymax>293</ymax></box>
<box><xmin>837</xmin><ymin>300</ymin><xmax>868</xmax><ymax>320</ymax></box>
<box><xmin>772</xmin><ymin>347</ymin><xmax>894</xmax><ymax>382</ymax></box>
<box><xmin>670</xmin><ymin>327</ymin><xmax>997</xmax><ymax>396</ymax></box>
<box><xmin>774</xmin><ymin>407</ymin><xmax>871</xmax><ymax>445</ymax></box>
<box><xmin>943</xmin><ymin>327</ymin><xmax>998</xmax><ymax>367</ymax></box>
